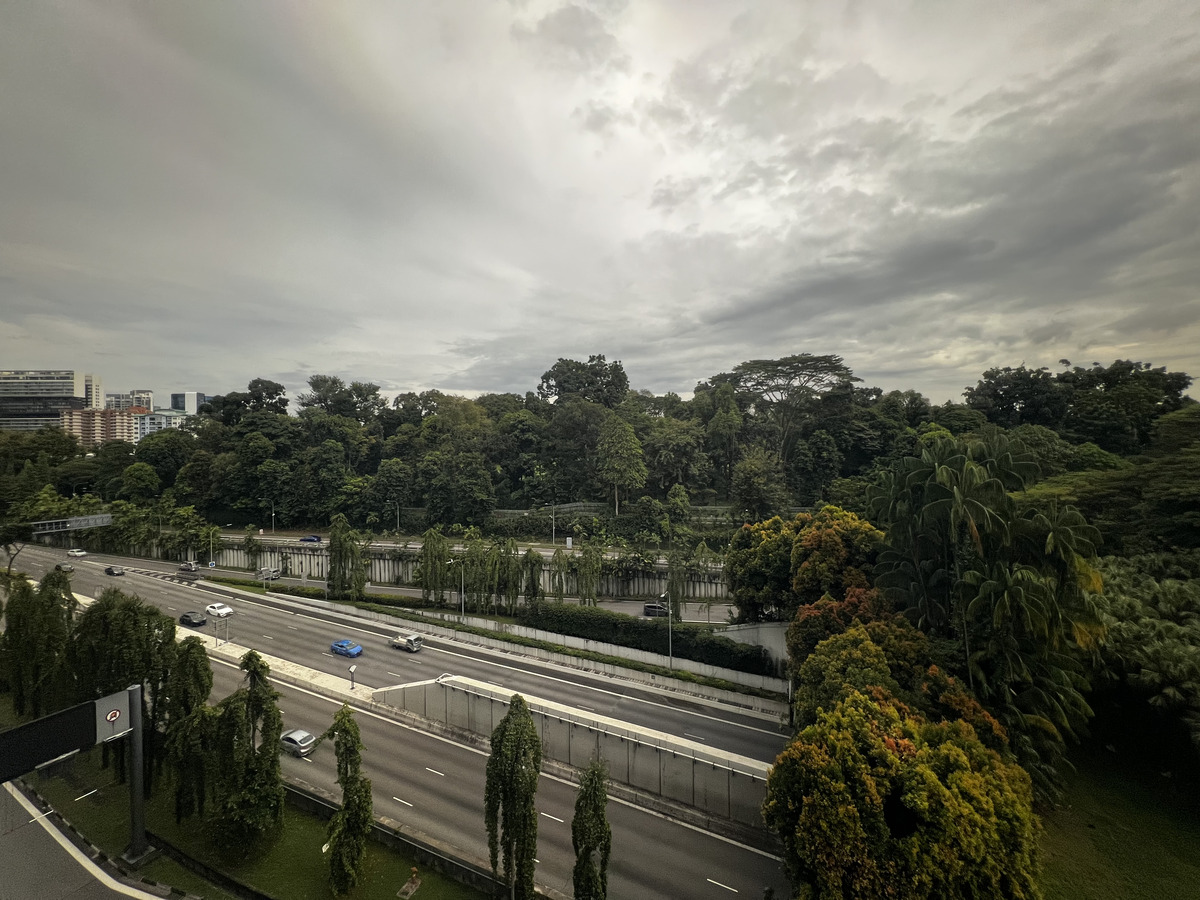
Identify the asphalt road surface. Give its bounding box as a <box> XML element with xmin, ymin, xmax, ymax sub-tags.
<box><xmin>19</xmin><ymin>544</ymin><xmax>792</xmax><ymax>898</ymax></box>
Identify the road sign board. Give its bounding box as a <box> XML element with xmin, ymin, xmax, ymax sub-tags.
<box><xmin>209</xmin><ymin>561</ymin><xmax>216</xmax><ymax>568</ymax></box>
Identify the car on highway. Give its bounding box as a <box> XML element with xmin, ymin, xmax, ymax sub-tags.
<box><xmin>280</xmin><ymin>729</ymin><xmax>316</xmax><ymax>758</ymax></box>
<box><xmin>330</xmin><ymin>639</ymin><xmax>363</xmax><ymax>658</ymax></box>
<box><xmin>299</xmin><ymin>534</ymin><xmax>322</xmax><ymax>543</ymax></box>
<box><xmin>104</xmin><ymin>565</ymin><xmax>125</xmax><ymax>576</ymax></box>
<box><xmin>67</xmin><ymin>548</ymin><xmax>87</xmax><ymax>557</ymax></box>
<box><xmin>258</xmin><ymin>566</ymin><xmax>281</xmax><ymax>580</ymax></box>
<box><xmin>178</xmin><ymin>561</ymin><xmax>200</xmax><ymax>573</ymax></box>
<box><xmin>205</xmin><ymin>602</ymin><xmax>234</xmax><ymax>618</ymax></box>
<box><xmin>55</xmin><ymin>563</ymin><xmax>74</xmax><ymax>573</ymax></box>
<box><xmin>390</xmin><ymin>633</ymin><xmax>423</xmax><ymax>652</ymax></box>
<box><xmin>643</xmin><ymin>601</ymin><xmax>670</xmax><ymax>617</ymax></box>
<box><xmin>179</xmin><ymin>611</ymin><xmax>208</xmax><ymax>628</ymax></box>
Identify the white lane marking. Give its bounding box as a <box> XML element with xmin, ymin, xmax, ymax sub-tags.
<box><xmin>540</xmin><ymin>812</ymin><xmax>563</xmax><ymax>823</ymax></box>
<box><xmin>206</xmin><ymin>658</ymin><xmax>782</xmax><ymax>861</ymax></box>
<box><xmin>578</xmin><ymin>705</ymin><xmax>594</xmax><ymax>711</ymax></box>
<box><xmin>387</xmin><ymin>672</ymin><xmax>406</xmax><ymax>679</ymax></box>
<box><xmin>425</xmin><ymin>767</ymin><xmax>445</xmax><ymax>777</ymax></box>
<box><xmin>287</xmin><ymin>625</ymin><xmax>298</xmax><ymax>630</ymax></box>
<box><xmin>430</xmin><ymin>645</ymin><xmax>782</xmax><ymax>737</ymax></box>
<box><xmin>392</xmin><ymin>796</ymin><xmax>413</xmax><ymax>807</ymax></box>
<box><xmin>301</xmin><ymin>756</ymin><xmax>313</xmax><ymax>763</ymax></box>
<box><xmin>262</xmin><ymin>634</ymin><xmax>274</xmax><ymax>640</ymax></box>
<box><xmin>166</xmin><ymin>607</ymin><xmax>176</xmax><ymax>611</ymax></box>
<box><xmin>487</xmin><ymin>680</ymin><xmax>502</xmax><ymax>686</ymax></box>
<box><xmin>321</xmin><ymin>653</ymin><xmax>333</xmax><ymax>658</ymax></box>
<box><xmin>707</xmin><ymin>878</ymin><xmax>738</xmax><ymax>892</ymax></box>
<box><xmin>74</xmin><ymin>789</ymin><xmax>98</xmax><ymax>802</ymax></box>
<box><xmin>684</xmin><ymin>732</ymin><xmax>706</xmax><ymax>741</ymax></box>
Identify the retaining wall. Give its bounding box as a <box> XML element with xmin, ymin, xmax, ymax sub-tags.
<box><xmin>378</xmin><ymin>675</ymin><xmax>770</xmax><ymax>830</ymax></box>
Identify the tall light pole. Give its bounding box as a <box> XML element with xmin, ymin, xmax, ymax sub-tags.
<box><xmin>259</xmin><ymin>497</ymin><xmax>275</xmax><ymax>534</ymax></box>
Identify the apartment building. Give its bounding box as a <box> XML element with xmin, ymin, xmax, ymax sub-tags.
<box><xmin>170</xmin><ymin>391</ymin><xmax>211</xmax><ymax>415</ymax></box>
<box><xmin>106</xmin><ymin>389</ymin><xmax>154</xmax><ymax>410</ymax></box>
<box><xmin>59</xmin><ymin>407</ymin><xmax>138</xmax><ymax>447</ymax></box>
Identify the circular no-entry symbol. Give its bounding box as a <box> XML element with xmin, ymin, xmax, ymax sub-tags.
<box><xmin>106</xmin><ymin>709</ymin><xmax>121</xmax><ymax>723</ymax></box>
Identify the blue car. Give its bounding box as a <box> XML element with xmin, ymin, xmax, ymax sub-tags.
<box><xmin>299</xmin><ymin>534</ymin><xmax>323</xmax><ymax>543</ymax></box>
<box><xmin>330</xmin><ymin>639</ymin><xmax>363</xmax><ymax>658</ymax></box>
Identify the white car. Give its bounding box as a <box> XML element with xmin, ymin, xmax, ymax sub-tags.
<box><xmin>205</xmin><ymin>602</ymin><xmax>234</xmax><ymax>618</ymax></box>
<box><xmin>67</xmin><ymin>548</ymin><xmax>87</xmax><ymax>557</ymax></box>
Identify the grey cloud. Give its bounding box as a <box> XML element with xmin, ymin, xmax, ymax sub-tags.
<box><xmin>512</xmin><ymin>4</ymin><xmax>629</xmax><ymax>74</ymax></box>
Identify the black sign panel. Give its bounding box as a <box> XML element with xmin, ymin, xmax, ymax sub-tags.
<box><xmin>0</xmin><ymin>701</ymin><xmax>96</xmax><ymax>782</ymax></box>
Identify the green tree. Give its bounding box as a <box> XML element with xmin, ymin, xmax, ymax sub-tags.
<box><xmin>165</xmin><ymin>637</ymin><xmax>214</xmax><ymax>824</ymax></box>
<box><xmin>328</xmin><ymin>513</ymin><xmax>367</xmax><ymax>603</ymax></box>
<box><xmin>571</xmin><ymin>759</ymin><xmax>612</xmax><ymax>900</ymax></box>
<box><xmin>417</xmin><ymin>527</ymin><xmax>451</xmax><ymax>603</ymax></box>
<box><xmin>550</xmin><ymin>548</ymin><xmax>570</xmax><ymax>602</ymax></box>
<box><xmin>485</xmin><ymin>694</ymin><xmax>543</xmax><ymax>900</ymax></box>
<box><xmin>522</xmin><ymin>548</ymin><xmax>544</xmax><ymax>608</ymax></box>
<box><xmin>3</xmin><ymin>571</ymin><xmax>76</xmax><ymax>716</ymax></box>
<box><xmin>209</xmin><ymin>650</ymin><xmax>286</xmax><ymax>853</ymax></box>
<box><xmin>729</xmin><ymin>446</ymin><xmax>790</xmax><ymax>523</ymax></box>
<box><xmin>321</xmin><ymin>705</ymin><xmax>374</xmax><ymax>895</ymax></box>
<box><xmin>118</xmin><ymin>461</ymin><xmax>162</xmax><ymax>504</ymax></box>
<box><xmin>596</xmin><ymin>416</ymin><xmax>646</xmax><ymax>516</ymax></box>
<box><xmin>537</xmin><ymin>355</ymin><xmax>629</xmax><ymax>408</ymax></box>
<box><xmin>762</xmin><ymin>691</ymin><xmax>1042</xmax><ymax>900</ymax></box>
<box><xmin>577</xmin><ymin>542</ymin><xmax>603</xmax><ymax>606</ymax></box>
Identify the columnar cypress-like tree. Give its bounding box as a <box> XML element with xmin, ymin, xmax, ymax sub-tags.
<box><xmin>418</xmin><ymin>527</ymin><xmax>450</xmax><ymax>603</ymax></box>
<box><xmin>550</xmin><ymin>548</ymin><xmax>570</xmax><ymax>602</ymax></box>
<box><xmin>209</xmin><ymin>650</ymin><xmax>285</xmax><ymax>853</ymax></box>
<box><xmin>571</xmin><ymin>759</ymin><xmax>612</xmax><ymax>900</ymax></box>
<box><xmin>521</xmin><ymin>548</ymin><xmax>544</xmax><ymax>609</ymax></box>
<box><xmin>485</xmin><ymin>694</ymin><xmax>543</xmax><ymax>900</ymax></box>
<box><xmin>577</xmin><ymin>542</ymin><xmax>603</xmax><ymax>606</ymax></box>
<box><xmin>165</xmin><ymin>636</ymin><xmax>214</xmax><ymax>824</ymax></box>
<box><xmin>322</xmin><ymin>704</ymin><xmax>374</xmax><ymax>895</ymax></box>
<box><xmin>596</xmin><ymin>415</ymin><xmax>647</xmax><ymax>516</ymax></box>
<box><xmin>327</xmin><ymin>513</ymin><xmax>366</xmax><ymax>602</ymax></box>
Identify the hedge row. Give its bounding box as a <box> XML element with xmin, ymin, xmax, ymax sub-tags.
<box><xmin>516</xmin><ymin>603</ymin><xmax>777</xmax><ymax>677</ymax></box>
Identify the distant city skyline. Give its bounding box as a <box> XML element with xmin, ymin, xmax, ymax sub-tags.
<box><xmin>2</xmin><ymin>2</ymin><xmax>1198</xmax><ymax>406</ymax></box>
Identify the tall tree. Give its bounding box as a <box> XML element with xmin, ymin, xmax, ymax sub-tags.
<box><xmin>596</xmin><ymin>415</ymin><xmax>646</xmax><ymax>517</ymax></box>
<box><xmin>327</xmin><ymin>513</ymin><xmax>367</xmax><ymax>603</ymax></box>
<box><xmin>321</xmin><ymin>705</ymin><xmax>374</xmax><ymax>895</ymax></box>
<box><xmin>729</xmin><ymin>446</ymin><xmax>790</xmax><ymax>523</ymax></box>
<box><xmin>209</xmin><ymin>650</ymin><xmax>286</xmax><ymax>853</ymax></box>
<box><xmin>165</xmin><ymin>637</ymin><xmax>214</xmax><ymax>824</ymax></box>
<box><xmin>485</xmin><ymin>694</ymin><xmax>543</xmax><ymax>900</ymax></box>
<box><xmin>537</xmin><ymin>355</ymin><xmax>629</xmax><ymax>408</ymax></box>
<box><xmin>571</xmin><ymin>759</ymin><xmax>612</xmax><ymax>900</ymax></box>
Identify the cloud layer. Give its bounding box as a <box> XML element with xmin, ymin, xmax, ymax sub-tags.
<box><xmin>2</xmin><ymin>0</ymin><xmax>1197</xmax><ymax>405</ymax></box>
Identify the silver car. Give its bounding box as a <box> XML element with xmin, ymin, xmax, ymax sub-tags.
<box><xmin>280</xmin><ymin>729</ymin><xmax>316</xmax><ymax>757</ymax></box>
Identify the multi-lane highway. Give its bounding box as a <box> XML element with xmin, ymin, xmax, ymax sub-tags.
<box><xmin>19</xmin><ymin>545</ymin><xmax>792</xmax><ymax>898</ymax></box>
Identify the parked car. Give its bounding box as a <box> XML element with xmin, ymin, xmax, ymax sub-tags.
<box><xmin>643</xmin><ymin>601</ymin><xmax>670</xmax><ymax>617</ymax></box>
<box><xmin>330</xmin><ymin>639</ymin><xmax>363</xmax><ymax>658</ymax></box>
<box><xmin>205</xmin><ymin>602</ymin><xmax>234</xmax><ymax>618</ymax></box>
<box><xmin>67</xmin><ymin>548</ymin><xmax>87</xmax><ymax>557</ymax></box>
<box><xmin>299</xmin><ymin>534</ymin><xmax>322</xmax><ymax>543</ymax></box>
<box><xmin>179</xmin><ymin>611</ymin><xmax>208</xmax><ymax>628</ymax></box>
<box><xmin>258</xmin><ymin>567</ymin><xmax>281</xmax><ymax>580</ymax></box>
<box><xmin>178</xmin><ymin>561</ymin><xmax>200</xmax><ymax>573</ymax></box>
<box><xmin>104</xmin><ymin>565</ymin><xmax>125</xmax><ymax>576</ymax></box>
<box><xmin>390</xmin><ymin>633</ymin><xmax>424</xmax><ymax>653</ymax></box>
<box><xmin>55</xmin><ymin>563</ymin><xmax>74</xmax><ymax>573</ymax></box>
<box><xmin>280</xmin><ymin>729</ymin><xmax>316</xmax><ymax>758</ymax></box>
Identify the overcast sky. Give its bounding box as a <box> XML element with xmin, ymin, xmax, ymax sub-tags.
<box><xmin>2</xmin><ymin>1</ymin><xmax>1198</xmax><ymax>407</ymax></box>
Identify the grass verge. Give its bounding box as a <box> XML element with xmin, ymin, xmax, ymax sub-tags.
<box><xmin>1038</xmin><ymin>748</ymin><xmax>1200</xmax><ymax>899</ymax></box>
<box><xmin>27</xmin><ymin>747</ymin><xmax>482</xmax><ymax>900</ymax></box>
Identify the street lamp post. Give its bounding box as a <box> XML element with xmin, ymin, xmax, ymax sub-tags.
<box><xmin>259</xmin><ymin>498</ymin><xmax>275</xmax><ymax>534</ymax></box>
<box><xmin>388</xmin><ymin>498</ymin><xmax>399</xmax><ymax>534</ymax></box>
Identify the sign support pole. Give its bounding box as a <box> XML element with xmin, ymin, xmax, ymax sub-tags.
<box><xmin>123</xmin><ymin>684</ymin><xmax>151</xmax><ymax>864</ymax></box>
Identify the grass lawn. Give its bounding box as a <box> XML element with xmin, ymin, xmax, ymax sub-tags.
<box><xmin>29</xmin><ymin>747</ymin><xmax>482</xmax><ymax>900</ymax></box>
<box><xmin>1039</xmin><ymin>748</ymin><xmax>1200</xmax><ymax>900</ymax></box>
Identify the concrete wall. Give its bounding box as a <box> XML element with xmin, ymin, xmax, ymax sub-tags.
<box><xmin>376</xmin><ymin>676</ymin><xmax>770</xmax><ymax>830</ymax></box>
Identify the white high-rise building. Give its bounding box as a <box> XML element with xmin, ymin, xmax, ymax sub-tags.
<box><xmin>0</xmin><ymin>369</ymin><xmax>86</xmax><ymax>431</ymax></box>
